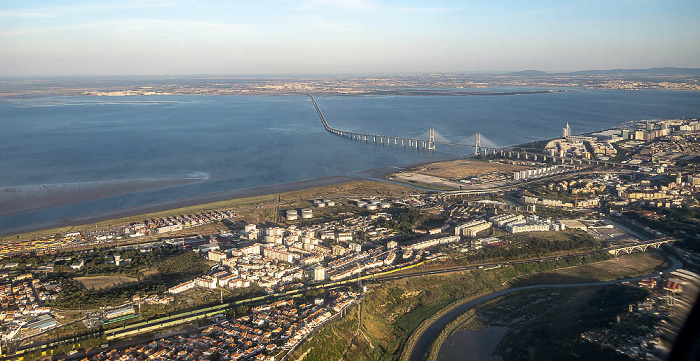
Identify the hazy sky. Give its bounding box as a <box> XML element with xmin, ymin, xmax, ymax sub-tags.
<box><xmin>1</xmin><ymin>0</ymin><xmax>699</xmax><ymax>75</ymax></box>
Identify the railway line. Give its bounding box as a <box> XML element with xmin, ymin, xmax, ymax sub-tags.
<box><xmin>2</xmin><ymin>239</ymin><xmax>672</xmax><ymax>360</ymax></box>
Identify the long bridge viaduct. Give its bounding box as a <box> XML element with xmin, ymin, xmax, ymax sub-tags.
<box><xmin>309</xmin><ymin>94</ymin><xmax>436</xmax><ymax>150</ymax></box>
<box><xmin>308</xmin><ymin>95</ymin><xmax>637</xmax><ymax>170</ymax></box>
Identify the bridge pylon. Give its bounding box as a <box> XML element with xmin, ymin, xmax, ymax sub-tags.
<box><xmin>474</xmin><ymin>132</ymin><xmax>481</xmax><ymax>155</ymax></box>
<box><xmin>427</xmin><ymin>128</ymin><xmax>436</xmax><ymax>150</ymax></box>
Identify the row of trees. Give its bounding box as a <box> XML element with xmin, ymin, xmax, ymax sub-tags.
<box><xmin>48</xmin><ymin>276</ymin><xmax>167</xmax><ymax>309</ymax></box>
<box><xmin>48</xmin><ymin>250</ymin><xmax>211</xmax><ymax>310</ymax></box>
<box><xmin>464</xmin><ymin>231</ymin><xmax>601</xmax><ymax>263</ymax></box>
<box><xmin>373</xmin><ymin>208</ymin><xmax>441</xmax><ymax>234</ymax></box>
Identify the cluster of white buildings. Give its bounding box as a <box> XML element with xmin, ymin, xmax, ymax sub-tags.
<box><xmin>326</xmin><ymin>247</ymin><xmax>400</xmax><ymax>281</ymax></box>
<box><xmin>489</xmin><ymin>214</ymin><xmax>566</xmax><ymax>234</ymax></box>
<box><xmin>455</xmin><ymin>220</ymin><xmax>492</xmax><ymax>237</ymax></box>
<box><xmin>1</xmin><ymin>276</ymin><xmax>56</xmax><ymax>342</ymax></box>
<box><xmin>168</xmin><ymin>208</ymin><xmax>441</xmax><ymax>295</ymax></box>
<box><xmin>471</xmin><ymin>237</ymin><xmax>508</xmax><ymax>250</ymax></box>
<box><xmin>620</xmin><ymin>119</ymin><xmax>700</xmax><ymax>141</ymax></box>
<box><xmin>170</xmin><ymin>211</ymin><xmax>408</xmax><ymax>294</ymax></box>
<box><xmin>407</xmin><ymin>235</ymin><xmax>460</xmax><ymax>250</ymax></box>
<box><xmin>170</xmin><ymin>251</ymin><xmax>304</xmax><ymax>294</ymax></box>
<box><xmin>108</xmin><ymin>210</ymin><xmax>236</xmax><ymax>240</ymax></box>
<box><xmin>545</xmin><ymin>123</ymin><xmax>619</xmax><ymax>160</ymax></box>
<box><xmin>521</xmin><ymin>195</ymin><xmax>570</xmax><ymax>208</ymax></box>
<box><xmin>512</xmin><ymin>165</ymin><xmax>564</xmax><ymax>181</ymax></box>
<box><xmin>545</xmin><ymin>135</ymin><xmax>596</xmax><ymax>159</ymax></box>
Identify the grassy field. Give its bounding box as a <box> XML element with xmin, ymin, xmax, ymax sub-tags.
<box><xmin>74</xmin><ymin>275</ymin><xmax>139</xmax><ymax>290</ymax></box>
<box><xmin>511</xmin><ymin>250</ymin><xmax>668</xmax><ymax>287</ymax></box>
<box><xmin>408</xmin><ymin>159</ymin><xmax>527</xmax><ymax>180</ymax></box>
<box><xmin>292</xmin><ymin>270</ymin><xmax>511</xmax><ymax>361</ymax></box>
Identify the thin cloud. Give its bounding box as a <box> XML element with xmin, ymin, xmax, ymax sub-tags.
<box><xmin>3</xmin><ymin>0</ymin><xmax>185</xmax><ymax>18</ymax></box>
<box><xmin>0</xmin><ymin>19</ymin><xmax>250</xmax><ymax>37</ymax></box>
<box><xmin>519</xmin><ymin>4</ymin><xmax>589</xmax><ymax>17</ymax></box>
<box><xmin>300</xmin><ymin>1</ymin><xmax>460</xmax><ymax>13</ymax></box>
<box><xmin>116</xmin><ymin>19</ymin><xmax>251</xmax><ymax>32</ymax></box>
<box><xmin>392</xmin><ymin>6</ymin><xmax>462</xmax><ymax>13</ymax></box>
<box><xmin>300</xmin><ymin>0</ymin><xmax>378</xmax><ymax>11</ymax></box>
<box><xmin>0</xmin><ymin>23</ymin><xmax>103</xmax><ymax>36</ymax></box>
<box><xmin>0</xmin><ymin>11</ymin><xmax>54</xmax><ymax>18</ymax></box>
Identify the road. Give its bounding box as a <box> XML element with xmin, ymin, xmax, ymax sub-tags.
<box><xmin>2</xmin><ymin>240</ymin><xmax>671</xmax><ymax>360</ymax></box>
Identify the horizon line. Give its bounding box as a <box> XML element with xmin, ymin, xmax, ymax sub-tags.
<box><xmin>1</xmin><ymin>67</ymin><xmax>699</xmax><ymax>79</ymax></box>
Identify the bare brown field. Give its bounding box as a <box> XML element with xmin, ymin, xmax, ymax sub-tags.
<box><xmin>75</xmin><ymin>275</ymin><xmax>139</xmax><ymax>290</ymax></box>
<box><xmin>278</xmin><ymin>179</ymin><xmax>417</xmax><ymax>202</ymax></box>
<box><xmin>389</xmin><ymin>173</ymin><xmax>462</xmax><ymax>190</ymax></box>
<box><xmin>411</xmin><ymin>159</ymin><xmax>527</xmax><ymax>180</ymax></box>
<box><xmin>512</xmin><ymin>251</ymin><xmax>668</xmax><ymax>286</ymax></box>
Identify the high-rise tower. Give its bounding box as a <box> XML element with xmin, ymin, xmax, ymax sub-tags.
<box><xmin>474</xmin><ymin>132</ymin><xmax>481</xmax><ymax>155</ymax></box>
<box><xmin>562</xmin><ymin>122</ymin><xmax>571</xmax><ymax>138</ymax></box>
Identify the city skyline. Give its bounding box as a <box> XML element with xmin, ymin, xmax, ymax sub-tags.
<box><xmin>1</xmin><ymin>0</ymin><xmax>700</xmax><ymax>76</ymax></box>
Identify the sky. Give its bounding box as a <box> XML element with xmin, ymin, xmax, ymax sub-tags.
<box><xmin>1</xmin><ymin>0</ymin><xmax>699</xmax><ymax>76</ymax></box>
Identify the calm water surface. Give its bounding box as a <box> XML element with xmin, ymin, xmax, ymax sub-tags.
<box><xmin>437</xmin><ymin>326</ymin><xmax>508</xmax><ymax>361</ymax></box>
<box><xmin>0</xmin><ymin>90</ymin><xmax>698</xmax><ymax>231</ymax></box>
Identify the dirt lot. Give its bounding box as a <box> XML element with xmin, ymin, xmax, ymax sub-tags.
<box><xmin>390</xmin><ymin>173</ymin><xmax>463</xmax><ymax>190</ymax></box>
<box><xmin>75</xmin><ymin>275</ymin><xmax>139</xmax><ymax>290</ymax></box>
<box><xmin>410</xmin><ymin>159</ymin><xmax>527</xmax><ymax>180</ymax></box>
<box><xmin>512</xmin><ymin>251</ymin><xmax>668</xmax><ymax>286</ymax></box>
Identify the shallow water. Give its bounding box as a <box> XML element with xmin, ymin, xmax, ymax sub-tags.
<box><xmin>0</xmin><ymin>90</ymin><xmax>698</xmax><ymax>231</ymax></box>
<box><xmin>437</xmin><ymin>326</ymin><xmax>509</xmax><ymax>361</ymax></box>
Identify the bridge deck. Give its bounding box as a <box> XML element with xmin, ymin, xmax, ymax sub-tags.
<box><xmin>309</xmin><ymin>94</ymin><xmax>436</xmax><ymax>150</ymax></box>
<box><xmin>308</xmin><ymin>95</ymin><xmax>638</xmax><ymax>169</ymax></box>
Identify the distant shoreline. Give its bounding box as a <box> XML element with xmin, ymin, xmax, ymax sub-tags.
<box><xmin>357</xmin><ymin>89</ymin><xmax>563</xmax><ymax>96</ymax></box>
<box><xmin>0</xmin><ymin>156</ymin><xmax>459</xmax><ymax>238</ymax></box>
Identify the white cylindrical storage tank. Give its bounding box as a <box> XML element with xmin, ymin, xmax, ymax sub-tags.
<box><xmin>301</xmin><ymin>209</ymin><xmax>313</xmax><ymax>219</ymax></box>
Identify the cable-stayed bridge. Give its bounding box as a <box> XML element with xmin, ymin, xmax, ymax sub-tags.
<box><xmin>416</xmin><ymin>129</ymin><xmax>502</xmax><ymax>154</ymax></box>
<box><xmin>309</xmin><ymin>94</ymin><xmax>499</xmax><ymax>153</ymax></box>
<box><xmin>308</xmin><ymin>95</ymin><xmax>637</xmax><ymax>169</ymax></box>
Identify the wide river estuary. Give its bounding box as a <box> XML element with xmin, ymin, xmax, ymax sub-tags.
<box><xmin>1</xmin><ymin>89</ymin><xmax>699</xmax><ymax>233</ymax></box>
